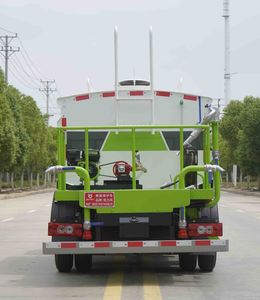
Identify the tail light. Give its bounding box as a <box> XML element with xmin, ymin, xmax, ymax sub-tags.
<box><xmin>178</xmin><ymin>228</ymin><xmax>188</xmax><ymax>239</ymax></box>
<box><xmin>188</xmin><ymin>223</ymin><xmax>223</xmax><ymax>237</ymax></box>
<box><xmin>48</xmin><ymin>222</ymin><xmax>82</xmax><ymax>237</ymax></box>
<box><xmin>83</xmin><ymin>229</ymin><xmax>92</xmax><ymax>240</ymax></box>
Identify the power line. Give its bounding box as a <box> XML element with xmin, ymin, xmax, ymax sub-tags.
<box><xmin>8</xmin><ymin>58</ymin><xmax>39</xmax><ymax>89</ymax></box>
<box><xmin>17</xmin><ymin>36</ymin><xmax>48</xmax><ymax>80</ymax></box>
<box><xmin>18</xmin><ymin>49</ymin><xmax>41</xmax><ymax>81</ymax></box>
<box><xmin>0</xmin><ymin>26</ymin><xmax>15</xmax><ymax>34</ymax></box>
<box><xmin>0</xmin><ymin>54</ymin><xmax>37</xmax><ymax>90</ymax></box>
<box><xmin>9</xmin><ymin>69</ymin><xmax>38</xmax><ymax>90</ymax></box>
<box><xmin>0</xmin><ymin>26</ymin><xmax>48</xmax><ymax>80</ymax></box>
<box><xmin>10</xmin><ymin>54</ymin><xmax>40</xmax><ymax>86</ymax></box>
<box><xmin>0</xmin><ymin>33</ymin><xmax>20</xmax><ymax>83</ymax></box>
<box><xmin>0</xmin><ymin>26</ymin><xmax>62</xmax><ymax>103</ymax></box>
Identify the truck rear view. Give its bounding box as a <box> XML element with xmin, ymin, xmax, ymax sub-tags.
<box><xmin>42</xmin><ymin>28</ymin><xmax>228</xmax><ymax>273</ymax></box>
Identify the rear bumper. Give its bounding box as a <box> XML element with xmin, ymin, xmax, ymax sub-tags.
<box><xmin>42</xmin><ymin>239</ymin><xmax>229</xmax><ymax>255</ymax></box>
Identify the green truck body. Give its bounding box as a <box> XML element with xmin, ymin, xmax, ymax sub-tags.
<box><xmin>43</xmin><ymin>123</ymin><xmax>228</xmax><ymax>273</ymax></box>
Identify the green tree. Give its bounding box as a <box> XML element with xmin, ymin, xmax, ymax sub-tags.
<box><xmin>219</xmin><ymin>100</ymin><xmax>244</xmax><ymax>164</ymax></box>
<box><xmin>236</xmin><ymin>97</ymin><xmax>260</xmax><ymax>188</ymax></box>
<box><xmin>46</xmin><ymin>127</ymin><xmax>57</xmax><ymax>166</ymax></box>
<box><xmin>219</xmin><ymin>135</ymin><xmax>232</xmax><ymax>172</ymax></box>
<box><xmin>5</xmin><ymin>86</ymin><xmax>29</xmax><ymax>172</ymax></box>
<box><xmin>20</xmin><ymin>95</ymin><xmax>49</xmax><ymax>173</ymax></box>
<box><xmin>0</xmin><ymin>68</ymin><xmax>6</xmax><ymax>93</ymax></box>
<box><xmin>0</xmin><ymin>67</ymin><xmax>57</xmax><ymax>188</ymax></box>
<box><xmin>0</xmin><ymin>94</ymin><xmax>17</xmax><ymax>171</ymax></box>
<box><xmin>220</xmin><ymin>97</ymin><xmax>260</xmax><ymax>189</ymax></box>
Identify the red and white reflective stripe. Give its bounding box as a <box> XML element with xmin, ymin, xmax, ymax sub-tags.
<box><xmin>210</xmin><ymin>240</ymin><xmax>227</xmax><ymax>246</ymax></box>
<box><xmin>46</xmin><ymin>239</ymin><xmax>225</xmax><ymax>250</ymax></box>
<box><xmin>61</xmin><ymin>242</ymin><xmax>77</xmax><ymax>249</ymax></box>
<box><xmin>194</xmin><ymin>240</ymin><xmax>211</xmax><ymax>246</ymax></box>
<box><xmin>102</xmin><ymin>91</ymin><xmax>115</xmax><ymax>98</ymax></box>
<box><xmin>160</xmin><ymin>241</ymin><xmax>176</xmax><ymax>247</ymax></box>
<box><xmin>75</xmin><ymin>94</ymin><xmax>89</xmax><ymax>101</ymax></box>
<box><xmin>156</xmin><ymin>91</ymin><xmax>171</xmax><ymax>97</ymax></box>
<box><xmin>129</xmin><ymin>90</ymin><xmax>144</xmax><ymax>96</ymax></box>
<box><xmin>183</xmin><ymin>94</ymin><xmax>198</xmax><ymax>101</ymax></box>
<box><xmin>72</xmin><ymin>91</ymin><xmax>201</xmax><ymax>101</ymax></box>
<box><xmin>95</xmin><ymin>241</ymin><xmax>110</xmax><ymax>248</ymax></box>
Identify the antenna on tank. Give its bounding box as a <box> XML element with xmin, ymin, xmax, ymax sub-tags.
<box><xmin>113</xmin><ymin>26</ymin><xmax>155</xmax><ymax>128</ymax></box>
<box><xmin>114</xmin><ymin>26</ymin><xmax>119</xmax><ymax>127</ymax></box>
<box><xmin>149</xmin><ymin>26</ymin><xmax>155</xmax><ymax>128</ymax></box>
<box><xmin>86</xmin><ymin>78</ymin><xmax>93</xmax><ymax>92</ymax></box>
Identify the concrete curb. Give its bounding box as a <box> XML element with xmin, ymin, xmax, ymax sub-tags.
<box><xmin>221</xmin><ymin>187</ymin><xmax>260</xmax><ymax>198</ymax></box>
<box><xmin>0</xmin><ymin>188</ymin><xmax>55</xmax><ymax>200</ymax></box>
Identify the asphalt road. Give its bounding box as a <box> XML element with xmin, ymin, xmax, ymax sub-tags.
<box><xmin>0</xmin><ymin>191</ymin><xmax>260</xmax><ymax>300</ymax></box>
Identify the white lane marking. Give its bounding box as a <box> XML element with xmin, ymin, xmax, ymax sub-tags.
<box><xmin>1</xmin><ymin>217</ymin><xmax>14</xmax><ymax>222</ymax></box>
<box><xmin>219</xmin><ymin>204</ymin><xmax>227</xmax><ymax>208</ymax></box>
<box><xmin>45</xmin><ymin>204</ymin><xmax>51</xmax><ymax>207</ymax></box>
<box><xmin>27</xmin><ymin>209</ymin><xmax>37</xmax><ymax>213</ymax></box>
<box><xmin>236</xmin><ymin>209</ymin><xmax>245</xmax><ymax>213</ymax></box>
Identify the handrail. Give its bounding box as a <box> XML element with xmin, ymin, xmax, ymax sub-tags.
<box><xmin>56</xmin><ymin>124</ymin><xmax>212</xmax><ymax>192</ymax></box>
<box><xmin>178</xmin><ymin>165</ymin><xmax>224</xmax><ymax>205</ymax></box>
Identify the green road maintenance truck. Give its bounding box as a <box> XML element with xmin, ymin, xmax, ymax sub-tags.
<box><xmin>42</xmin><ymin>28</ymin><xmax>228</xmax><ymax>273</ymax></box>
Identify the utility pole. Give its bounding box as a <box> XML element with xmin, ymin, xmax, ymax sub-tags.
<box><xmin>223</xmin><ymin>0</ymin><xmax>231</xmax><ymax>106</ymax></box>
<box><xmin>0</xmin><ymin>33</ymin><xmax>20</xmax><ymax>83</ymax></box>
<box><xmin>39</xmin><ymin>80</ymin><xmax>56</xmax><ymax>125</ymax></box>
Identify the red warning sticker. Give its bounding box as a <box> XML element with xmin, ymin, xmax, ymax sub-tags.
<box><xmin>84</xmin><ymin>192</ymin><xmax>115</xmax><ymax>208</ymax></box>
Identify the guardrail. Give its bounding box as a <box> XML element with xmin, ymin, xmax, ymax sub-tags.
<box><xmin>56</xmin><ymin>124</ymin><xmax>219</xmax><ymax>193</ymax></box>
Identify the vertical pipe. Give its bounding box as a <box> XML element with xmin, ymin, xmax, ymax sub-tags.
<box><xmin>131</xmin><ymin>128</ymin><xmax>136</xmax><ymax>189</ymax></box>
<box><xmin>85</xmin><ymin>129</ymin><xmax>89</xmax><ymax>182</ymax></box>
<box><xmin>212</xmin><ymin>123</ymin><xmax>219</xmax><ymax>165</ymax></box>
<box><xmin>149</xmin><ymin>26</ymin><xmax>155</xmax><ymax>128</ymax></box>
<box><xmin>212</xmin><ymin>122</ymin><xmax>220</xmax><ymax>199</ymax></box>
<box><xmin>180</xmin><ymin>99</ymin><xmax>184</xmax><ymax>125</ymax></box>
<box><xmin>179</xmin><ymin>127</ymin><xmax>186</xmax><ymax>236</ymax></box>
<box><xmin>198</xmin><ymin>96</ymin><xmax>202</xmax><ymax>123</ymax></box>
<box><xmin>57</xmin><ymin>129</ymin><xmax>65</xmax><ymax>190</ymax></box>
<box><xmin>114</xmin><ymin>26</ymin><xmax>119</xmax><ymax>127</ymax></box>
<box><xmin>84</xmin><ymin>208</ymin><xmax>91</xmax><ymax>223</ymax></box>
<box><xmin>223</xmin><ymin>0</ymin><xmax>231</xmax><ymax>106</ymax></box>
<box><xmin>205</xmin><ymin>127</ymin><xmax>211</xmax><ymax>189</ymax></box>
<box><xmin>203</xmin><ymin>130</ymin><xmax>207</xmax><ymax>188</ymax></box>
<box><xmin>61</xmin><ymin>129</ymin><xmax>66</xmax><ymax>190</ymax></box>
<box><xmin>57</xmin><ymin>129</ymin><xmax>61</xmax><ymax>190</ymax></box>
<box><xmin>179</xmin><ymin>128</ymin><xmax>184</xmax><ymax>171</ymax></box>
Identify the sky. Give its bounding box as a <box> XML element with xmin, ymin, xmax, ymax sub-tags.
<box><xmin>0</xmin><ymin>0</ymin><xmax>260</xmax><ymax>125</ymax></box>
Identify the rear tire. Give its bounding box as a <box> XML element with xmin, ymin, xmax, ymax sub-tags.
<box><xmin>75</xmin><ymin>254</ymin><xmax>92</xmax><ymax>272</ymax></box>
<box><xmin>179</xmin><ymin>254</ymin><xmax>197</xmax><ymax>271</ymax></box>
<box><xmin>198</xmin><ymin>254</ymin><xmax>217</xmax><ymax>272</ymax></box>
<box><xmin>55</xmin><ymin>254</ymin><xmax>73</xmax><ymax>273</ymax></box>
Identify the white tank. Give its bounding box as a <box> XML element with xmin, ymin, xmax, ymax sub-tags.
<box><xmin>57</xmin><ymin>80</ymin><xmax>212</xmax><ymax>189</ymax></box>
